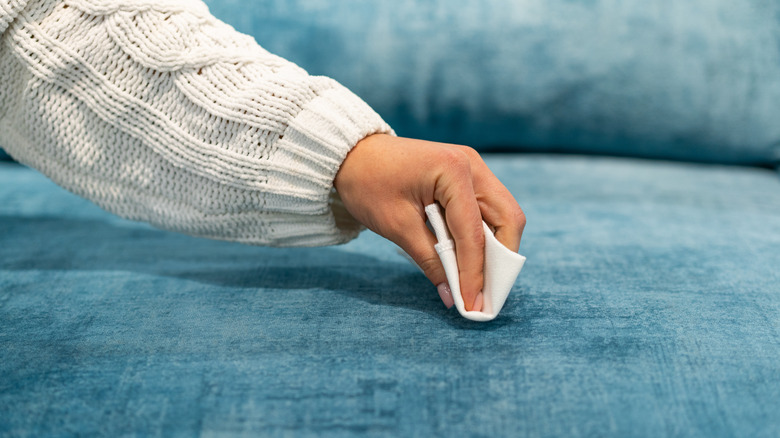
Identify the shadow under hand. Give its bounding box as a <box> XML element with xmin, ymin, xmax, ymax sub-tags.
<box><xmin>0</xmin><ymin>215</ymin><xmax>454</xmax><ymax>318</ymax></box>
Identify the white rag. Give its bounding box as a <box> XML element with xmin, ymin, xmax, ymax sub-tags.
<box><xmin>424</xmin><ymin>203</ymin><xmax>526</xmax><ymax>322</ymax></box>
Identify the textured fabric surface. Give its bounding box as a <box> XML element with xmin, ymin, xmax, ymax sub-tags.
<box><xmin>0</xmin><ymin>0</ymin><xmax>391</xmax><ymax>245</ymax></box>
<box><xmin>2</xmin><ymin>156</ymin><xmax>780</xmax><ymax>436</ymax></box>
<box><xmin>203</xmin><ymin>0</ymin><xmax>780</xmax><ymax>165</ymax></box>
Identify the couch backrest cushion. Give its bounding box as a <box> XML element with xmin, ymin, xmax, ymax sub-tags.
<box><xmin>204</xmin><ymin>0</ymin><xmax>780</xmax><ymax>165</ymax></box>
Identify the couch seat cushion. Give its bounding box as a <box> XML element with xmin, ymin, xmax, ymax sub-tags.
<box><xmin>1</xmin><ymin>155</ymin><xmax>779</xmax><ymax>436</ymax></box>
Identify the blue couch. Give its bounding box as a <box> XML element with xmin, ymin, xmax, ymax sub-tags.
<box><xmin>2</xmin><ymin>1</ymin><xmax>779</xmax><ymax>436</ymax></box>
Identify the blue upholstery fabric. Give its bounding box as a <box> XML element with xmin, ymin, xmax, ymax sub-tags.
<box><xmin>2</xmin><ymin>157</ymin><xmax>779</xmax><ymax>436</ymax></box>
<box><xmin>203</xmin><ymin>0</ymin><xmax>780</xmax><ymax>165</ymax></box>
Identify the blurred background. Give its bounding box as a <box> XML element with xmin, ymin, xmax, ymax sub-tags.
<box><xmin>200</xmin><ymin>0</ymin><xmax>780</xmax><ymax>166</ymax></box>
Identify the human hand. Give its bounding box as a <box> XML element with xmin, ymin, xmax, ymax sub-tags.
<box><xmin>333</xmin><ymin>134</ymin><xmax>526</xmax><ymax>311</ymax></box>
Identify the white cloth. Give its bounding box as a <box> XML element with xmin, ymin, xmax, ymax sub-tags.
<box><xmin>425</xmin><ymin>203</ymin><xmax>526</xmax><ymax>322</ymax></box>
<box><xmin>0</xmin><ymin>0</ymin><xmax>392</xmax><ymax>247</ymax></box>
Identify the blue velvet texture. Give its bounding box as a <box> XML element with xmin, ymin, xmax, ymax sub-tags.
<box><xmin>2</xmin><ymin>158</ymin><xmax>779</xmax><ymax>436</ymax></box>
<box><xmin>202</xmin><ymin>0</ymin><xmax>780</xmax><ymax>165</ymax></box>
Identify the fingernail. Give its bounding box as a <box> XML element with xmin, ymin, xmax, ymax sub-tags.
<box><xmin>437</xmin><ymin>283</ymin><xmax>454</xmax><ymax>309</ymax></box>
<box><xmin>472</xmin><ymin>292</ymin><xmax>484</xmax><ymax>312</ymax></box>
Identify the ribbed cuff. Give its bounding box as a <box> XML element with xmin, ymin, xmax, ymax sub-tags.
<box><xmin>262</xmin><ymin>79</ymin><xmax>394</xmax><ymax>246</ymax></box>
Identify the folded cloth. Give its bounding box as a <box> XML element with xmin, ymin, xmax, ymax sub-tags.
<box><xmin>425</xmin><ymin>203</ymin><xmax>526</xmax><ymax>322</ymax></box>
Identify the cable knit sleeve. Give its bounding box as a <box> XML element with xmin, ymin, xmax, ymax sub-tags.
<box><xmin>0</xmin><ymin>0</ymin><xmax>393</xmax><ymax>246</ymax></box>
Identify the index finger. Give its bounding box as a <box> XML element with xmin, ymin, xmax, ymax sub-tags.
<box><xmin>435</xmin><ymin>156</ymin><xmax>485</xmax><ymax>312</ymax></box>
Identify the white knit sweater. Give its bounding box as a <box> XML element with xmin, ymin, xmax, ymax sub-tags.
<box><xmin>0</xmin><ymin>0</ymin><xmax>393</xmax><ymax>246</ymax></box>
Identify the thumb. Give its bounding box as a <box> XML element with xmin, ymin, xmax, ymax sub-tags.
<box><xmin>393</xmin><ymin>223</ymin><xmax>454</xmax><ymax>309</ymax></box>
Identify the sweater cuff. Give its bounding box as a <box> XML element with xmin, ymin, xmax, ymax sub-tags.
<box><xmin>265</xmin><ymin>79</ymin><xmax>393</xmax><ymax>246</ymax></box>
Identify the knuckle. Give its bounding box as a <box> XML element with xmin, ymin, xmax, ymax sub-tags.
<box><xmin>466</xmin><ymin>224</ymin><xmax>486</xmax><ymax>251</ymax></box>
<box><xmin>417</xmin><ymin>255</ymin><xmax>443</xmax><ymax>279</ymax></box>
<box><xmin>459</xmin><ymin>145</ymin><xmax>482</xmax><ymax>161</ymax></box>
<box><xmin>438</xmin><ymin>148</ymin><xmax>471</xmax><ymax>175</ymax></box>
<box><xmin>510</xmin><ymin>205</ymin><xmax>527</xmax><ymax>231</ymax></box>
<box><xmin>475</xmin><ymin>224</ymin><xmax>487</xmax><ymax>245</ymax></box>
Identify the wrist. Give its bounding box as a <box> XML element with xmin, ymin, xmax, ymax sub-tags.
<box><xmin>335</xmin><ymin>133</ymin><xmax>391</xmax><ymax>193</ymax></box>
